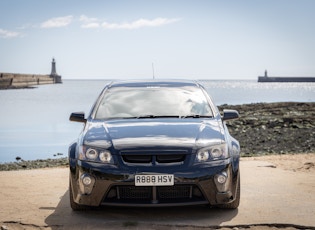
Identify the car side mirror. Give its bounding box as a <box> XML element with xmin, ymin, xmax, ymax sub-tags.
<box><xmin>69</xmin><ymin>112</ymin><xmax>86</xmax><ymax>123</ymax></box>
<box><xmin>222</xmin><ymin>109</ymin><xmax>239</xmax><ymax>121</ymax></box>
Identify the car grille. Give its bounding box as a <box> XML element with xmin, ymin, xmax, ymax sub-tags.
<box><xmin>119</xmin><ymin>186</ymin><xmax>152</xmax><ymax>199</ymax></box>
<box><xmin>103</xmin><ymin>185</ymin><xmax>206</xmax><ymax>205</ymax></box>
<box><xmin>121</xmin><ymin>151</ymin><xmax>187</xmax><ymax>165</ymax></box>
<box><xmin>158</xmin><ymin>186</ymin><xmax>191</xmax><ymax>199</ymax></box>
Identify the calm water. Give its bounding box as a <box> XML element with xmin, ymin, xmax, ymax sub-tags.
<box><xmin>0</xmin><ymin>79</ymin><xmax>314</xmax><ymax>163</ymax></box>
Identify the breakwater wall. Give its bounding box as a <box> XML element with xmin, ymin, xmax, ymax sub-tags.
<box><xmin>0</xmin><ymin>73</ymin><xmax>60</xmax><ymax>89</ymax></box>
<box><xmin>258</xmin><ymin>76</ymin><xmax>315</xmax><ymax>82</ymax></box>
<box><xmin>258</xmin><ymin>70</ymin><xmax>315</xmax><ymax>82</ymax></box>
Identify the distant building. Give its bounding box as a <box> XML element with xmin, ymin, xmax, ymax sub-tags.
<box><xmin>50</xmin><ymin>58</ymin><xmax>62</xmax><ymax>83</ymax></box>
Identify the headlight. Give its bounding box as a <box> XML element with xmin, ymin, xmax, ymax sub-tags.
<box><xmin>197</xmin><ymin>151</ymin><xmax>209</xmax><ymax>161</ymax></box>
<box><xmin>86</xmin><ymin>148</ymin><xmax>98</xmax><ymax>160</ymax></box>
<box><xmin>99</xmin><ymin>150</ymin><xmax>112</xmax><ymax>163</ymax></box>
<box><xmin>79</xmin><ymin>145</ymin><xmax>114</xmax><ymax>164</ymax></box>
<box><xmin>196</xmin><ymin>143</ymin><xmax>229</xmax><ymax>162</ymax></box>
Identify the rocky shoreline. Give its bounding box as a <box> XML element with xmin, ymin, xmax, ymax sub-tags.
<box><xmin>0</xmin><ymin>102</ymin><xmax>314</xmax><ymax>171</ymax></box>
<box><xmin>219</xmin><ymin>102</ymin><xmax>315</xmax><ymax>155</ymax></box>
<box><xmin>0</xmin><ymin>157</ymin><xmax>69</xmax><ymax>171</ymax></box>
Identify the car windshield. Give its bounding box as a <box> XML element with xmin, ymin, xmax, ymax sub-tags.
<box><xmin>94</xmin><ymin>86</ymin><xmax>213</xmax><ymax>119</ymax></box>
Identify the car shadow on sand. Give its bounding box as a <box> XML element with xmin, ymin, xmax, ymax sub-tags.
<box><xmin>45</xmin><ymin>189</ymin><xmax>238</xmax><ymax>229</ymax></box>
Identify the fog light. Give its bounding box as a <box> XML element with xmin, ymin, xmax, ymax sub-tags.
<box><xmin>82</xmin><ymin>175</ymin><xmax>92</xmax><ymax>186</ymax></box>
<box><xmin>79</xmin><ymin>173</ymin><xmax>95</xmax><ymax>195</ymax></box>
<box><xmin>217</xmin><ymin>174</ymin><xmax>227</xmax><ymax>184</ymax></box>
<box><xmin>214</xmin><ymin>170</ymin><xmax>230</xmax><ymax>192</ymax></box>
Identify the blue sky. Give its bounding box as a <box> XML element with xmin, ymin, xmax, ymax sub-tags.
<box><xmin>0</xmin><ymin>0</ymin><xmax>314</xmax><ymax>80</ymax></box>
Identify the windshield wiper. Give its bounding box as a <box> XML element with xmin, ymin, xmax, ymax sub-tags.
<box><xmin>107</xmin><ymin>115</ymin><xmax>212</xmax><ymax>119</ymax></box>
<box><xmin>137</xmin><ymin>115</ymin><xmax>182</xmax><ymax>119</ymax></box>
<box><xmin>180</xmin><ymin>114</ymin><xmax>213</xmax><ymax>118</ymax></box>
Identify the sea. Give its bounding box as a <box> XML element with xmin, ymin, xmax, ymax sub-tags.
<box><xmin>0</xmin><ymin>79</ymin><xmax>314</xmax><ymax>163</ymax></box>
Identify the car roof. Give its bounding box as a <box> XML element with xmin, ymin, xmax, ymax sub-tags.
<box><xmin>107</xmin><ymin>80</ymin><xmax>200</xmax><ymax>88</ymax></box>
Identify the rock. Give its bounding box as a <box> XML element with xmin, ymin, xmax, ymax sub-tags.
<box><xmin>304</xmin><ymin>162</ymin><xmax>315</xmax><ymax>170</ymax></box>
<box><xmin>219</xmin><ymin>102</ymin><xmax>315</xmax><ymax>155</ymax></box>
<box><xmin>0</xmin><ymin>157</ymin><xmax>69</xmax><ymax>171</ymax></box>
<box><xmin>15</xmin><ymin>156</ymin><xmax>21</xmax><ymax>161</ymax></box>
<box><xmin>1</xmin><ymin>225</ymin><xmax>9</xmax><ymax>230</ymax></box>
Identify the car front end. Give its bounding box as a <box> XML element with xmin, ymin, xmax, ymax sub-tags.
<box><xmin>68</xmin><ymin>80</ymin><xmax>240</xmax><ymax>210</ymax></box>
<box><xmin>69</xmin><ymin>119</ymin><xmax>240</xmax><ymax>209</ymax></box>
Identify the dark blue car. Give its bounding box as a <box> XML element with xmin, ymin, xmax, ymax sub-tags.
<box><xmin>69</xmin><ymin>80</ymin><xmax>240</xmax><ymax>210</ymax></box>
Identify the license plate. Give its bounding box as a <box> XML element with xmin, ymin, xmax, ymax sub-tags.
<box><xmin>135</xmin><ymin>174</ymin><xmax>174</xmax><ymax>186</ymax></box>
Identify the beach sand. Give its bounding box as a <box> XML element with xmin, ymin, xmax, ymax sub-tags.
<box><xmin>0</xmin><ymin>153</ymin><xmax>314</xmax><ymax>230</ymax></box>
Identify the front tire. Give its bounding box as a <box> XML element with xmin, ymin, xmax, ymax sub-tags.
<box><xmin>218</xmin><ymin>177</ymin><xmax>240</xmax><ymax>209</ymax></box>
<box><xmin>69</xmin><ymin>181</ymin><xmax>89</xmax><ymax>211</ymax></box>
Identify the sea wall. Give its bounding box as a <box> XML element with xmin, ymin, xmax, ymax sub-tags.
<box><xmin>0</xmin><ymin>73</ymin><xmax>57</xmax><ymax>89</ymax></box>
<box><xmin>258</xmin><ymin>76</ymin><xmax>315</xmax><ymax>82</ymax></box>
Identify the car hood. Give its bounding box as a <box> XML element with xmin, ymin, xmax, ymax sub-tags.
<box><xmin>83</xmin><ymin>119</ymin><xmax>225</xmax><ymax>151</ymax></box>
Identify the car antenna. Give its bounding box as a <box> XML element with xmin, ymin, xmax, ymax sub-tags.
<box><xmin>152</xmin><ymin>62</ymin><xmax>155</xmax><ymax>79</ymax></box>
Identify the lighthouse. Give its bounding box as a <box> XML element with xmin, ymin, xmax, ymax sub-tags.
<box><xmin>51</xmin><ymin>58</ymin><xmax>57</xmax><ymax>75</ymax></box>
<box><xmin>50</xmin><ymin>58</ymin><xmax>62</xmax><ymax>83</ymax></box>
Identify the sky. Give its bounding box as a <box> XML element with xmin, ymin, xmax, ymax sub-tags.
<box><xmin>0</xmin><ymin>0</ymin><xmax>314</xmax><ymax>80</ymax></box>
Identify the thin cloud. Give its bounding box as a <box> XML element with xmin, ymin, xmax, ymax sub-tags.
<box><xmin>101</xmin><ymin>17</ymin><xmax>181</xmax><ymax>30</ymax></box>
<box><xmin>40</xmin><ymin>15</ymin><xmax>73</xmax><ymax>28</ymax></box>
<box><xmin>0</xmin><ymin>28</ymin><xmax>20</xmax><ymax>38</ymax></box>
<box><xmin>79</xmin><ymin>16</ymin><xmax>181</xmax><ymax>30</ymax></box>
<box><xmin>80</xmin><ymin>15</ymin><xmax>100</xmax><ymax>28</ymax></box>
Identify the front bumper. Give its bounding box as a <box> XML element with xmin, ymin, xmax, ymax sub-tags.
<box><xmin>69</xmin><ymin>159</ymin><xmax>239</xmax><ymax>207</ymax></box>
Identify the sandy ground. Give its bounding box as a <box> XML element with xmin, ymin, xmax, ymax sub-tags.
<box><xmin>241</xmin><ymin>153</ymin><xmax>315</xmax><ymax>173</ymax></box>
<box><xmin>0</xmin><ymin>153</ymin><xmax>314</xmax><ymax>230</ymax></box>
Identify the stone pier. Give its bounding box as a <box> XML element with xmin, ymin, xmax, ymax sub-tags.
<box><xmin>0</xmin><ymin>73</ymin><xmax>55</xmax><ymax>89</ymax></box>
<box><xmin>0</xmin><ymin>59</ymin><xmax>62</xmax><ymax>89</ymax></box>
